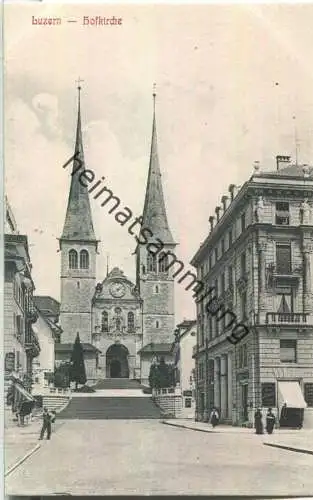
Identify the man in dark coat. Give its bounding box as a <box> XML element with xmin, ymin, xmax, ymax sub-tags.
<box><xmin>39</xmin><ymin>407</ymin><xmax>51</xmax><ymax>440</ymax></box>
<box><xmin>254</xmin><ymin>408</ymin><xmax>263</xmax><ymax>434</ymax></box>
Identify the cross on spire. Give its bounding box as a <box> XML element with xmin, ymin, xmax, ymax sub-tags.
<box><xmin>75</xmin><ymin>77</ymin><xmax>84</xmax><ymax>91</ymax></box>
<box><xmin>153</xmin><ymin>83</ymin><xmax>156</xmax><ymax>112</ymax></box>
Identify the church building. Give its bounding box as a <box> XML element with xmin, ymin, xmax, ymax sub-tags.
<box><xmin>57</xmin><ymin>86</ymin><xmax>177</xmax><ymax>385</ymax></box>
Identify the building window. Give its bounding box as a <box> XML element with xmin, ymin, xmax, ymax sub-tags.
<box><xmin>221</xmin><ymin>272</ymin><xmax>225</xmax><ymax>293</ymax></box>
<box><xmin>241</xmin><ymin>212</ymin><xmax>246</xmax><ymax>232</ymax></box>
<box><xmin>69</xmin><ymin>249</ymin><xmax>78</xmax><ymax>269</ymax></box>
<box><xmin>280</xmin><ymin>339</ymin><xmax>297</xmax><ymax>363</ymax></box>
<box><xmin>200</xmin><ymin>322</ymin><xmax>204</xmax><ymax>345</ymax></box>
<box><xmin>80</xmin><ymin>250</ymin><xmax>89</xmax><ymax>269</ymax></box>
<box><xmin>276</xmin><ymin>243</ymin><xmax>291</xmax><ymax>274</ymax></box>
<box><xmin>158</xmin><ymin>252</ymin><xmax>168</xmax><ymax>273</ymax></box>
<box><xmin>16</xmin><ymin>315</ymin><xmax>23</xmax><ymax>337</ymax></box>
<box><xmin>228</xmin><ymin>229</ymin><xmax>233</xmax><ymax>248</ymax></box>
<box><xmin>147</xmin><ymin>252</ymin><xmax>157</xmax><ymax>272</ymax></box>
<box><xmin>221</xmin><ymin>238</ymin><xmax>225</xmax><ymax>255</ymax></box>
<box><xmin>238</xmin><ymin>345</ymin><xmax>248</xmax><ymax>368</ymax></box>
<box><xmin>215</xmin><ymin>247</ymin><xmax>219</xmax><ymax>262</ymax></box>
<box><xmin>241</xmin><ymin>252</ymin><xmax>246</xmax><ymax>277</ymax></box>
<box><xmin>241</xmin><ymin>290</ymin><xmax>247</xmax><ymax>320</ymax></box>
<box><xmin>127</xmin><ymin>312</ymin><xmax>135</xmax><ymax>331</ymax></box>
<box><xmin>275</xmin><ymin>202</ymin><xmax>290</xmax><ymax>225</ymax></box>
<box><xmin>185</xmin><ymin>398</ymin><xmax>192</xmax><ymax>408</ymax></box>
<box><xmin>228</xmin><ymin>265</ymin><xmax>233</xmax><ymax>289</ymax></box>
<box><xmin>101</xmin><ymin>311</ymin><xmax>109</xmax><ymax>332</ymax></box>
<box><xmin>208</xmin><ymin>316</ymin><xmax>213</xmax><ymax>340</ymax></box>
<box><xmin>198</xmin><ymin>362</ymin><xmax>204</xmax><ymax>380</ymax></box>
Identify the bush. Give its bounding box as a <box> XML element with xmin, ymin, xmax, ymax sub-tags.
<box><xmin>54</xmin><ymin>362</ymin><xmax>70</xmax><ymax>388</ymax></box>
<box><xmin>149</xmin><ymin>360</ymin><xmax>175</xmax><ymax>389</ymax></box>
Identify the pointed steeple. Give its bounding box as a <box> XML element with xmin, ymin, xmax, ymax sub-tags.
<box><xmin>142</xmin><ymin>86</ymin><xmax>175</xmax><ymax>244</ymax></box>
<box><xmin>61</xmin><ymin>83</ymin><xmax>96</xmax><ymax>241</ymax></box>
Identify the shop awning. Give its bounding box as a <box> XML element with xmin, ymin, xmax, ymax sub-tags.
<box><xmin>278</xmin><ymin>381</ymin><xmax>307</xmax><ymax>409</ymax></box>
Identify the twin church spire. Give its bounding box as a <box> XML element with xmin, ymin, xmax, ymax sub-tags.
<box><xmin>141</xmin><ymin>87</ymin><xmax>175</xmax><ymax>244</ymax></box>
<box><xmin>61</xmin><ymin>84</ymin><xmax>96</xmax><ymax>242</ymax></box>
<box><xmin>61</xmin><ymin>84</ymin><xmax>174</xmax><ymax>245</ymax></box>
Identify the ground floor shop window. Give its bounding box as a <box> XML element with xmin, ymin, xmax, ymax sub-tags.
<box><xmin>304</xmin><ymin>383</ymin><xmax>313</xmax><ymax>407</ymax></box>
<box><xmin>261</xmin><ymin>382</ymin><xmax>276</xmax><ymax>407</ymax></box>
<box><xmin>185</xmin><ymin>397</ymin><xmax>192</xmax><ymax>408</ymax></box>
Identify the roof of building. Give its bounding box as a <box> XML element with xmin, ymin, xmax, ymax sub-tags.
<box><xmin>190</xmin><ymin>160</ymin><xmax>313</xmax><ymax>267</ymax></box>
<box><xmin>55</xmin><ymin>343</ymin><xmax>101</xmax><ymax>353</ymax></box>
<box><xmin>260</xmin><ymin>163</ymin><xmax>313</xmax><ymax>179</ymax></box>
<box><xmin>141</xmin><ymin>96</ymin><xmax>175</xmax><ymax>245</ymax></box>
<box><xmin>34</xmin><ymin>296</ymin><xmax>60</xmax><ymax>316</ymax></box>
<box><xmin>138</xmin><ymin>342</ymin><xmax>173</xmax><ymax>354</ymax></box>
<box><xmin>61</xmin><ymin>91</ymin><xmax>97</xmax><ymax>242</ymax></box>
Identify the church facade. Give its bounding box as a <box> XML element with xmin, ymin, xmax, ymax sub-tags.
<box><xmin>57</xmin><ymin>88</ymin><xmax>177</xmax><ymax>385</ymax></box>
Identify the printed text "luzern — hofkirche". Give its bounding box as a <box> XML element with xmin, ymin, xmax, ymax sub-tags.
<box><xmin>31</xmin><ymin>16</ymin><xmax>123</xmax><ymax>26</ymax></box>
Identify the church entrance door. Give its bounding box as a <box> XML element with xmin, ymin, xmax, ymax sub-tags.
<box><xmin>106</xmin><ymin>344</ymin><xmax>129</xmax><ymax>378</ymax></box>
<box><xmin>110</xmin><ymin>360</ymin><xmax>121</xmax><ymax>378</ymax></box>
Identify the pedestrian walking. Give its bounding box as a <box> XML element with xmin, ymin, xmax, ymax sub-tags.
<box><xmin>39</xmin><ymin>407</ymin><xmax>52</xmax><ymax>440</ymax></box>
<box><xmin>209</xmin><ymin>407</ymin><xmax>220</xmax><ymax>428</ymax></box>
<box><xmin>254</xmin><ymin>408</ymin><xmax>263</xmax><ymax>434</ymax></box>
<box><xmin>50</xmin><ymin>410</ymin><xmax>57</xmax><ymax>432</ymax></box>
<box><xmin>266</xmin><ymin>407</ymin><xmax>276</xmax><ymax>435</ymax></box>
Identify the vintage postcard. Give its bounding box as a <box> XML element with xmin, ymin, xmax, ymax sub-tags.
<box><xmin>3</xmin><ymin>1</ymin><xmax>313</xmax><ymax>496</ymax></box>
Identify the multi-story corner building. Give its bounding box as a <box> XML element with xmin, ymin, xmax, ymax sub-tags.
<box><xmin>32</xmin><ymin>296</ymin><xmax>63</xmax><ymax>394</ymax></box>
<box><xmin>4</xmin><ymin>198</ymin><xmax>40</xmax><ymax>403</ymax></box>
<box><xmin>191</xmin><ymin>156</ymin><xmax>313</xmax><ymax>427</ymax></box>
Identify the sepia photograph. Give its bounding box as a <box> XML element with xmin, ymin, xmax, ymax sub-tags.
<box><xmin>3</xmin><ymin>1</ymin><xmax>313</xmax><ymax>496</ymax></box>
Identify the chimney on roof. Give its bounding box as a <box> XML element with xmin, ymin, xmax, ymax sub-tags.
<box><xmin>215</xmin><ymin>206</ymin><xmax>221</xmax><ymax>222</ymax></box>
<box><xmin>209</xmin><ymin>216</ymin><xmax>215</xmax><ymax>232</ymax></box>
<box><xmin>221</xmin><ymin>195</ymin><xmax>229</xmax><ymax>213</ymax></box>
<box><xmin>303</xmin><ymin>164</ymin><xmax>310</xmax><ymax>178</ymax></box>
<box><xmin>228</xmin><ymin>184</ymin><xmax>236</xmax><ymax>201</ymax></box>
<box><xmin>276</xmin><ymin>155</ymin><xmax>291</xmax><ymax>171</ymax></box>
<box><xmin>253</xmin><ymin>161</ymin><xmax>260</xmax><ymax>175</ymax></box>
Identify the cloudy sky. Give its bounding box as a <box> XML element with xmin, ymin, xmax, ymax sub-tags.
<box><xmin>5</xmin><ymin>3</ymin><xmax>313</xmax><ymax>322</ymax></box>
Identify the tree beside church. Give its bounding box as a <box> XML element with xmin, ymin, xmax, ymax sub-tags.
<box><xmin>70</xmin><ymin>333</ymin><xmax>87</xmax><ymax>390</ymax></box>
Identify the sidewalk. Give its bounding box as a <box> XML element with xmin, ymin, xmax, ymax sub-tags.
<box><xmin>5</xmin><ymin>416</ymin><xmax>63</xmax><ymax>476</ymax></box>
<box><xmin>162</xmin><ymin>419</ymin><xmax>313</xmax><ymax>454</ymax></box>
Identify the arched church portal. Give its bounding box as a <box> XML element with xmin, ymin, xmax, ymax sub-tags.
<box><xmin>106</xmin><ymin>344</ymin><xmax>129</xmax><ymax>378</ymax></box>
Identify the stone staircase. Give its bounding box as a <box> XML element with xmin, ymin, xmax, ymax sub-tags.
<box><xmin>92</xmin><ymin>378</ymin><xmax>145</xmax><ymax>390</ymax></box>
<box><xmin>58</xmin><ymin>378</ymin><xmax>161</xmax><ymax>420</ymax></box>
<box><xmin>42</xmin><ymin>394</ymin><xmax>70</xmax><ymax>412</ymax></box>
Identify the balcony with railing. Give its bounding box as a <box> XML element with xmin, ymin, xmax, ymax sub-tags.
<box><xmin>25</xmin><ymin>325</ymin><xmax>40</xmax><ymax>357</ymax></box>
<box><xmin>266</xmin><ymin>262</ymin><xmax>302</xmax><ymax>287</ymax></box>
<box><xmin>266</xmin><ymin>312</ymin><xmax>309</xmax><ymax>325</ymax></box>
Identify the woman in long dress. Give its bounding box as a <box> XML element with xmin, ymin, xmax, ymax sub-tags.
<box><xmin>209</xmin><ymin>407</ymin><xmax>220</xmax><ymax>428</ymax></box>
<box><xmin>266</xmin><ymin>408</ymin><xmax>276</xmax><ymax>434</ymax></box>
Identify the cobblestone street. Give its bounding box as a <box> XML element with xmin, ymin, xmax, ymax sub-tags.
<box><xmin>5</xmin><ymin>419</ymin><xmax>313</xmax><ymax>496</ymax></box>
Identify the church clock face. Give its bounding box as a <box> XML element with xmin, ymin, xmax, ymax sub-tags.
<box><xmin>110</xmin><ymin>282</ymin><xmax>126</xmax><ymax>298</ymax></box>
